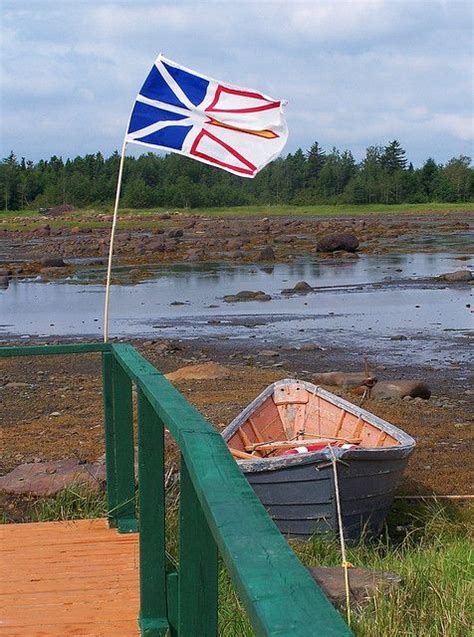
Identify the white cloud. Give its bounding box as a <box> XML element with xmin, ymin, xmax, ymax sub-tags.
<box><xmin>1</xmin><ymin>0</ymin><xmax>472</xmax><ymax>164</ymax></box>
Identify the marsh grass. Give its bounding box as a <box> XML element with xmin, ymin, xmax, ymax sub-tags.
<box><xmin>9</xmin><ymin>488</ymin><xmax>472</xmax><ymax>636</ymax></box>
<box><xmin>1</xmin><ymin>201</ymin><xmax>472</xmax><ymax>230</ymax></box>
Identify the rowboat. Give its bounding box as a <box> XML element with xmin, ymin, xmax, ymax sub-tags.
<box><xmin>222</xmin><ymin>378</ymin><xmax>415</xmax><ymax>541</ymax></box>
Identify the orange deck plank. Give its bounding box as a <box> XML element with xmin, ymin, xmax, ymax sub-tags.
<box><xmin>0</xmin><ymin>518</ymin><xmax>140</xmax><ymax>636</ymax></box>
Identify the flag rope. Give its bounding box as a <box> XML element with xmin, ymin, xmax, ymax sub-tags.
<box><xmin>103</xmin><ymin>139</ymin><xmax>127</xmax><ymax>342</ymax></box>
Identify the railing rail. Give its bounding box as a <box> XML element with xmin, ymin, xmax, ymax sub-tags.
<box><xmin>1</xmin><ymin>342</ymin><xmax>352</xmax><ymax>636</ymax></box>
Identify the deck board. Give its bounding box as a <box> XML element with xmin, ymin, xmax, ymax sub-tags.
<box><xmin>0</xmin><ymin>518</ymin><xmax>140</xmax><ymax>636</ymax></box>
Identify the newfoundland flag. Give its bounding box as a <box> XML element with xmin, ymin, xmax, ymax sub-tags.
<box><xmin>125</xmin><ymin>54</ymin><xmax>288</xmax><ymax>177</ymax></box>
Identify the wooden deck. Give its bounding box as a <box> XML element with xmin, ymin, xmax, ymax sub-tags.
<box><xmin>0</xmin><ymin>518</ymin><xmax>140</xmax><ymax>636</ymax></box>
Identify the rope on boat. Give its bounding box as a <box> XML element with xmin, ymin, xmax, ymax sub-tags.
<box><xmin>328</xmin><ymin>446</ymin><xmax>352</xmax><ymax>628</ymax></box>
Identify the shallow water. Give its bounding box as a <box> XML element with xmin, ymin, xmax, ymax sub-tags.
<box><xmin>1</xmin><ymin>251</ymin><xmax>472</xmax><ymax>371</ymax></box>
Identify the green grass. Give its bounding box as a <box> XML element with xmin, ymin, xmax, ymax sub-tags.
<box><xmin>7</xmin><ymin>487</ymin><xmax>471</xmax><ymax>636</ymax></box>
<box><xmin>0</xmin><ymin>201</ymin><xmax>473</xmax><ymax>230</ymax></box>
<box><xmin>31</xmin><ymin>486</ymin><xmax>108</xmax><ymax>522</ymax></box>
<box><xmin>187</xmin><ymin>201</ymin><xmax>474</xmax><ymax>218</ymax></box>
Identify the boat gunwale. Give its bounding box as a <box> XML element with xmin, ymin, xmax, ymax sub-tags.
<box><xmin>222</xmin><ymin>378</ymin><xmax>416</xmax><ymax>472</ymax></box>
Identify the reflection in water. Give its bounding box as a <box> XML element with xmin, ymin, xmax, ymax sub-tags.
<box><xmin>0</xmin><ymin>252</ymin><xmax>472</xmax><ymax>372</ymax></box>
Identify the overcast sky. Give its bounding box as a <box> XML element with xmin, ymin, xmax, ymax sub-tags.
<box><xmin>1</xmin><ymin>0</ymin><xmax>473</xmax><ymax>166</ymax></box>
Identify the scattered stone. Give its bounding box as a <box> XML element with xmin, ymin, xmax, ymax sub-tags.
<box><xmin>308</xmin><ymin>566</ymin><xmax>402</xmax><ymax>609</ymax></box>
<box><xmin>148</xmin><ymin>239</ymin><xmax>167</xmax><ymax>252</ymax></box>
<box><xmin>0</xmin><ymin>459</ymin><xmax>106</xmax><ymax>496</ymax></box>
<box><xmin>300</xmin><ymin>343</ymin><xmax>325</xmax><ymax>352</ymax></box>
<box><xmin>256</xmin><ymin>246</ymin><xmax>275</xmax><ymax>261</ymax></box>
<box><xmin>165</xmin><ymin>361</ymin><xmax>233</xmax><ymax>381</ymax></box>
<box><xmin>372</xmin><ymin>380</ymin><xmax>431</xmax><ymax>400</ymax></box>
<box><xmin>438</xmin><ymin>270</ymin><xmax>473</xmax><ymax>282</ymax></box>
<box><xmin>41</xmin><ymin>256</ymin><xmax>66</xmax><ymax>267</ymax></box>
<box><xmin>167</xmin><ymin>228</ymin><xmax>183</xmax><ymax>238</ymax></box>
<box><xmin>282</xmin><ymin>281</ymin><xmax>313</xmax><ymax>294</ymax></box>
<box><xmin>4</xmin><ymin>382</ymin><xmax>30</xmax><ymax>388</ymax></box>
<box><xmin>42</xmin><ymin>204</ymin><xmax>75</xmax><ymax>217</ymax></box>
<box><xmin>453</xmin><ymin>422</ymin><xmax>471</xmax><ymax>428</ymax></box>
<box><xmin>390</xmin><ymin>335</ymin><xmax>408</xmax><ymax>341</ymax></box>
<box><xmin>317</xmin><ymin>233</ymin><xmax>359</xmax><ymax>253</ymax></box>
<box><xmin>259</xmin><ymin>350</ymin><xmax>279</xmax><ymax>357</ymax></box>
<box><xmin>312</xmin><ymin>371</ymin><xmax>374</xmax><ymax>389</ymax></box>
<box><xmin>224</xmin><ymin>290</ymin><xmax>272</xmax><ymax>303</ymax></box>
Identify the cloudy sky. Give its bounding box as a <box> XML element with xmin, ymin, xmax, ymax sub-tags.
<box><xmin>1</xmin><ymin>0</ymin><xmax>472</xmax><ymax>165</ymax></box>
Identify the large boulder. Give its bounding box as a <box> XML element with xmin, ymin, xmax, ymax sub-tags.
<box><xmin>165</xmin><ymin>361</ymin><xmax>232</xmax><ymax>381</ymax></box>
<box><xmin>312</xmin><ymin>371</ymin><xmax>374</xmax><ymax>389</ymax></box>
<box><xmin>371</xmin><ymin>380</ymin><xmax>431</xmax><ymax>400</ymax></box>
<box><xmin>224</xmin><ymin>290</ymin><xmax>272</xmax><ymax>303</ymax></box>
<box><xmin>148</xmin><ymin>239</ymin><xmax>167</xmax><ymax>253</ymax></box>
<box><xmin>308</xmin><ymin>567</ymin><xmax>402</xmax><ymax>609</ymax></box>
<box><xmin>282</xmin><ymin>281</ymin><xmax>313</xmax><ymax>294</ymax></box>
<box><xmin>256</xmin><ymin>245</ymin><xmax>275</xmax><ymax>261</ymax></box>
<box><xmin>317</xmin><ymin>233</ymin><xmax>359</xmax><ymax>253</ymax></box>
<box><xmin>0</xmin><ymin>459</ymin><xmax>106</xmax><ymax>496</ymax></box>
<box><xmin>438</xmin><ymin>270</ymin><xmax>472</xmax><ymax>282</ymax></box>
<box><xmin>41</xmin><ymin>256</ymin><xmax>66</xmax><ymax>267</ymax></box>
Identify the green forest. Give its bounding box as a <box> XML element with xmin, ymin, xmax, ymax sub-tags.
<box><xmin>1</xmin><ymin>140</ymin><xmax>472</xmax><ymax>211</ymax></box>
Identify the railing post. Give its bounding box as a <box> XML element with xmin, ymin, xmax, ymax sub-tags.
<box><xmin>178</xmin><ymin>457</ymin><xmax>218</xmax><ymax>637</ymax></box>
<box><xmin>102</xmin><ymin>351</ymin><xmax>118</xmax><ymax>528</ymax></box>
<box><xmin>137</xmin><ymin>388</ymin><xmax>169</xmax><ymax>636</ymax></box>
<box><xmin>110</xmin><ymin>353</ymin><xmax>137</xmax><ymax>532</ymax></box>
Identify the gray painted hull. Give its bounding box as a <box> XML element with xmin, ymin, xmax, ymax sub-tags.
<box><xmin>244</xmin><ymin>451</ymin><xmax>410</xmax><ymax>541</ymax></box>
<box><xmin>222</xmin><ymin>379</ymin><xmax>415</xmax><ymax>542</ymax></box>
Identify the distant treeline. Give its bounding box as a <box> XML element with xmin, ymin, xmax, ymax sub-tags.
<box><xmin>1</xmin><ymin>140</ymin><xmax>473</xmax><ymax>211</ymax></box>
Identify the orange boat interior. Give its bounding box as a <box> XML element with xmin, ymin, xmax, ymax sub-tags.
<box><xmin>227</xmin><ymin>382</ymin><xmax>400</xmax><ymax>460</ymax></box>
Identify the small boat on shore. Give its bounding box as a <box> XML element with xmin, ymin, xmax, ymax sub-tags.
<box><xmin>222</xmin><ymin>379</ymin><xmax>415</xmax><ymax>541</ymax></box>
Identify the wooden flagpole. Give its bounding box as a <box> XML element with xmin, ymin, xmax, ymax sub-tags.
<box><xmin>103</xmin><ymin>139</ymin><xmax>127</xmax><ymax>342</ymax></box>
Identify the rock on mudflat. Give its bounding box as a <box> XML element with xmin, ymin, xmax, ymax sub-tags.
<box><xmin>312</xmin><ymin>371</ymin><xmax>373</xmax><ymax>389</ymax></box>
<box><xmin>438</xmin><ymin>270</ymin><xmax>473</xmax><ymax>282</ymax></box>
<box><xmin>282</xmin><ymin>280</ymin><xmax>313</xmax><ymax>294</ymax></box>
<box><xmin>308</xmin><ymin>567</ymin><xmax>402</xmax><ymax>609</ymax></box>
<box><xmin>317</xmin><ymin>233</ymin><xmax>359</xmax><ymax>253</ymax></box>
<box><xmin>41</xmin><ymin>256</ymin><xmax>66</xmax><ymax>267</ymax></box>
<box><xmin>256</xmin><ymin>246</ymin><xmax>275</xmax><ymax>261</ymax></box>
<box><xmin>372</xmin><ymin>380</ymin><xmax>431</xmax><ymax>400</ymax></box>
<box><xmin>165</xmin><ymin>361</ymin><xmax>232</xmax><ymax>381</ymax></box>
<box><xmin>224</xmin><ymin>290</ymin><xmax>272</xmax><ymax>303</ymax></box>
<box><xmin>0</xmin><ymin>459</ymin><xmax>106</xmax><ymax>496</ymax></box>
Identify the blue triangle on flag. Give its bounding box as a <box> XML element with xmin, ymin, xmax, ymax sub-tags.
<box><xmin>139</xmin><ymin>65</ymin><xmax>190</xmax><ymax>110</ymax></box>
<box><xmin>162</xmin><ymin>61</ymin><xmax>209</xmax><ymax>107</ymax></box>
<box><xmin>128</xmin><ymin>101</ymin><xmax>188</xmax><ymax>135</ymax></box>
<box><xmin>136</xmin><ymin>124</ymin><xmax>193</xmax><ymax>150</ymax></box>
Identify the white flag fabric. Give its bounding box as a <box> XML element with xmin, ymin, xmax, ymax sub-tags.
<box><xmin>125</xmin><ymin>54</ymin><xmax>288</xmax><ymax>177</ymax></box>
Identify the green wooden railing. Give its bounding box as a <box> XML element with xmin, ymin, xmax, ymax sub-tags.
<box><xmin>0</xmin><ymin>342</ymin><xmax>352</xmax><ymax>637</ymax></box>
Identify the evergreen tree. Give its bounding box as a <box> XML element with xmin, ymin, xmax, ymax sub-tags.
<box><xmin>381</xmin><ymin>140</ymin><xmax>407</xmax><ymax>173</ymax></box>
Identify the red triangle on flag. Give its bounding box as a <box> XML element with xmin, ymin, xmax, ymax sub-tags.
<box><xmin>190</xmin><ymin>129</ymin><xmax>257</xmax><ymax>176</ymax></box>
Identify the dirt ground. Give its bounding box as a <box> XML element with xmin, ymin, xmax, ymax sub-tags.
<box><xmin>1</xmin><ymin>339</ymin><xmax>472</xmax><ymax>497</ymax></box>
<box><xmin>1</xmin><ymin>209</ymin><xmax>472</xmax><ymax>510</ymax></box>
<box><xmin>1</xmin><ymin>210</ymin><xmax>472</xmax><ymax>277</ymax></box>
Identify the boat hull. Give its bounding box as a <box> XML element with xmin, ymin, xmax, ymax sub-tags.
<box><xmin>222</xmin><ymin>379</ymin><xmax>415</xmax><ymax>542</ymax></box>
<box><xmin>243</xmin><ymin>450</ymin><xmax>411</xmax><ymax>541</ymax></box>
